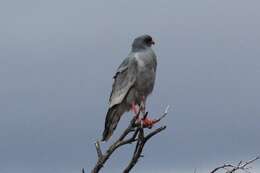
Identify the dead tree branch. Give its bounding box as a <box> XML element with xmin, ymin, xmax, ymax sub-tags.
<box><xmin>123</xmin><ymin>126</ymin><xmax>167</xmax><ymax>173</ymax></box>
<box><xmin>210</xmin><ymin>156</ymin><xmax>260</xmax><ymax>173</ymax></box>
<box><xmin>89</xmin><ymin>106</ymin><xmax>169</xmax><ymax>173</ymax></box>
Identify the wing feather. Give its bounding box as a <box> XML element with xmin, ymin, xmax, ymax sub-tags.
<box><xmin>109</xmin><ymin>56</ymin><xmax>137</xmax><ymax>108</ymax></box>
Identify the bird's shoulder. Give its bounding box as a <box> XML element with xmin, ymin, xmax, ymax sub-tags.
<box><xmin>109</xmin><ymin>54</ymin><xmax>139</xmax><ymax>107</ymax></box>
<box><xmin>113</xmin><ymin>54</ymin><xmax>138</xmax><ymax>79</ymax></box>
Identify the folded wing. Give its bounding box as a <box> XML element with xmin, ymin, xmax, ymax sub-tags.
<box><xmin>102</xmin><ymin>56</ymin><xmax>138</xmax><ymax>141</ymax></box>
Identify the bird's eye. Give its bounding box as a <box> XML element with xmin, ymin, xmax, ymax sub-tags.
<box><xmin>145</xmin><ymin>37</ymin><xmax>152</xmax><ymax>43</ymax></box>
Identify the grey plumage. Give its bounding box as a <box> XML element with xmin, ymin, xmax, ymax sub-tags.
<box><xmin>102</xmin><ymin>35</ymin><xmax>157</xmax><ymax>141</ymax></box>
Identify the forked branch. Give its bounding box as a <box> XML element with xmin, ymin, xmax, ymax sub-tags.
<box><xmin>123</xmin><ymin>126</ymin><xmax>167</xmax><ymax>173</ymax></box>
<box><xmin>90</xmin><ymin>106</ymin><xmax>169</xmax><ymax>173</ymax></box>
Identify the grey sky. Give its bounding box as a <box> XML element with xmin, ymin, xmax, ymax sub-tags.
<box><xmin>0</xmin><ymin>0</ymin><xmax>260</xmax><ymax>173</ymax></box>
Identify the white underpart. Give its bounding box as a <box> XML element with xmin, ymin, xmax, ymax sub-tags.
<box><xmin>135</xmin><ymin>53</ymin><xmax>145</xmax><ymax>67</ymax></box>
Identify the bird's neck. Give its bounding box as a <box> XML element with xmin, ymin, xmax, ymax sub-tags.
<box><xmin>131</xmin><ymin>46</ymin><xmax>149</xmax><ymax>52</ymax></box>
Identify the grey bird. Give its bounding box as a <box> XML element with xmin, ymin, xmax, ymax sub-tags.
<box><xmin>102</xmin><ymin>35</ymin><xmax>157</xmax><ymax>141</ymax></box>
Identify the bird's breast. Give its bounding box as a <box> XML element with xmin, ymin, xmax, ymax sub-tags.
<box><xmin>134</xmin><ymin>53</ymin><xmax>156</xmax><ymax>96</ymax></box>
<box><xmin>135</xmin><ymin>52</ymin><xmax>156</xmax><ymax>72</ymax></box>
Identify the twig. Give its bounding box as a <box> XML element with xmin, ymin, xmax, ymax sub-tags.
<box><xmin>159</xmin><ymin>105</ymin><xmax>170</xmax><ymax>121</ymax></box>
<box><xmin>210</xmin><ymin>156</ymin><xmax>260</xmax><ymax>173</ymax></box>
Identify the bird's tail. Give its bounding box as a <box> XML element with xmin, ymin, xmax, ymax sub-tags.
<box><xmin>102</xmin><ymin>105</ymin><xmax>124</xmax><ymax>141</ymax></box>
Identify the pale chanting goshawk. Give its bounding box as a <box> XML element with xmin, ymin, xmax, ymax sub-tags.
<box><xmin>102</xmin><ymin>35</ymin><xmax>157</xmax><ymax>141</ymax></box>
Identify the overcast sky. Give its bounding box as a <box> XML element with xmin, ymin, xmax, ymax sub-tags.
<box><xmin>0</xmin><ymin>0</ymin><xmax>260</xmax><ymax>173</ymax></box>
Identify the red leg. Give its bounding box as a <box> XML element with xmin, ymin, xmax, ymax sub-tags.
<box><xmin>140</xmin><ymin>96</ymin><xmax>146</xmax><ymax>112</ymax></box>
<box><xmin>131</xmin><ymin>102</ymin><xmax>138</xmax><ymax>115</ymax></box>
<box><xmin>131</xmin><ymin>102</ymin><xmax>143</xmax><ymax>124</ymax></box>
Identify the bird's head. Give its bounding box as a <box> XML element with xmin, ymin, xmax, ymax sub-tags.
<box><xmin>132</xmin><ymin>35</ymin><xmax>155</xmax><ymax>51</ymax></box>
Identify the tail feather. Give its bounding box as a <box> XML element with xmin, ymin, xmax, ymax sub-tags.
<box><xmin>102</xmin><ymin>105</ymin><xmax>124</xmax><ymax>141</ymax></box>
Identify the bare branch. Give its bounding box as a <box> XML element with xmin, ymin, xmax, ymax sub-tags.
<box><xmin>145</xmin><ymin>126</ymin><xmax>166</xmax><ymax>141</ymax></box>
<box><xmin>94</xmin><ymin>141</ymin><xmax>103</xmax><ymax>159</ymax></box>
<box><xmin>91</xmin><ymin>121</ymin><xmax>137</xmax><ymax>173</ymax></box>
<box><xmin>90</xmin><ymin>106</ymin><xmax>168</xmax><ymax>173</ymax></box>
<box><xmin>123</xmin><ymin>126</ymin><xmax>167</xmax><ymax>173</ymax></box>
<box><xmin>210</xmin><ymin>156</ymin><xmax>260</xmax><ymax>173</ymax></box>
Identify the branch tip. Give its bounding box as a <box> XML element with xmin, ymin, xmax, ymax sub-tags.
<box><xmin>94</xmin><ymin>141</ymin><xmax>103</xmax><ymax>159</ymax></box>
<box><xmin>81</xmin><ymin>168</ymin><xmax>85</xmax><ymax>173</ymax></box>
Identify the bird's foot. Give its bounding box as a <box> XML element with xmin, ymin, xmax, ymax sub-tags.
<box><xmin>139</xmin><ymin>112</ymin><xmax>157</xmax><ymax>128</ymax></box>
<box><xmin>142</xmin><ymin>117</ymin><xmax>157</xmax><ymax>129</ymax></box>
